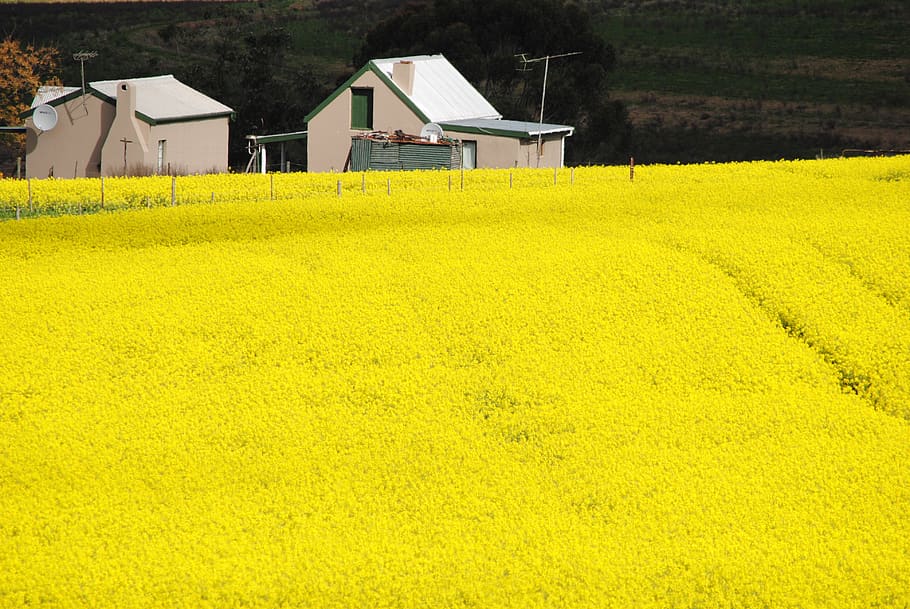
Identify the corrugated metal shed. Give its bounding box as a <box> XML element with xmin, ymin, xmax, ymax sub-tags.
<box><xmin>350</xmin><ymin>132</ymin><xmax>458</xmax><ymax>171</ymax></box>
<box><xmin>351</xmin><ymin>138</ymin><xmax>372</xmax><ymax>171</ymax></box>
<box><xmin>372</xmin><ymin>55</ymin><xmax>501</xmax><ymax>122</ymax></box>
<box><xmin>398</xmin><ymin>142</ymin><xmax>453</xmax><ymax>169</ymax></box>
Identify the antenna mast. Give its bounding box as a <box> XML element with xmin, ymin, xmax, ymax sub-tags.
<box><xmin>73</xmin><ymin>50</ymin><xmax>98</xmax><ymax>104</ymax></box>
<box><xmin>516</xmin><ymin>51</ymin><xmax>581</xmax><ymax>166</ymax></box>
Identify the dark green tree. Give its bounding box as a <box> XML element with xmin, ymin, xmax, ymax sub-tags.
<box><xmin>356</xmin><ymin>0</ymin><xmax>630</xmax><ymax>164</ymax></box>
<box><xmin>185</xmin><ymin>24</ymin><xmax>324</xmax><ymax>170</ymax></box>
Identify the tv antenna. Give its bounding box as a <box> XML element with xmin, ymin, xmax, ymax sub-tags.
<box><xmin>73</xmin><ymin>50</ymin><xmax>98</xmax><ymax>104</ymax></box>
<box><xmin>516</xmin><ymin>51</ymin><xmax>581</xmax><ymax>166</ymax></box>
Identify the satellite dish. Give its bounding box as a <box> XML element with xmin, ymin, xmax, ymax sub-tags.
<box><xmin>420</xmin><ymin>122</ymin><xmax>444</xmax><ymax>142</ymax></box>
<box><xmin>33</xmin><ymin>104</ymin><xmax>58</xmax><ymax>132</ymax></box>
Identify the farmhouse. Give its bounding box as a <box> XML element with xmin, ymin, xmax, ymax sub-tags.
<box><xmin>21</xmin><ymin>75</ymin><xmax>233</xmax><ymax>178</ymax></box>
<box><xmin>305</xmin><ymin>54</ymin><xmax>574</xmax><ymax>173</ymax></box>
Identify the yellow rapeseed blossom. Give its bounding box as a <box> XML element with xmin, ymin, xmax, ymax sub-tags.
<box><xmin>1</xmin><ymin>157</ymin><xmax>908</xmax><ymax>608</ymax></box>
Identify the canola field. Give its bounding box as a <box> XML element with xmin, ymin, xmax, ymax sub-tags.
<box><xmin>1</xmin><ymin>158</ymin><xmax>909</xmax><ymax>608</ymax></box>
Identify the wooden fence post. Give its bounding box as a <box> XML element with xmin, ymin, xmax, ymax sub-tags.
<box><xmin>361</xmin><ymin>173</ymin><xmax>366</xmax><ymax>193</ymax></box>
<box><xmin>27</xmin><ymin>178</ymin><xmax>32</xmax><ymax>213</ymax></box>
<box><xmin>630</xmin><ymin>157</ymin><xmax>635</xmax><ymax>182</ymax></box>
<box><xmin>171</xmin><ymin>176</ymin><xmax>176</xmax><ymax>206</ymax></box>
<box><xmin>337</xmin><ymin>180</ymin><xmax>342</xmax><ymax>197</ymax></box>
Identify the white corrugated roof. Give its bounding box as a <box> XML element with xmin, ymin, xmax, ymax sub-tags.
<box><xmin>31</xmin><ymin>86</ymin><xmax>80</xmax><ymax>107</ymax></box>
<box><xmin>90</xmin><ymin>75</ymin><xmax>233</xmax><ymax>121</ymax></box>
<box><xmin>372</xmin><ymin>55</ymin><xmax>501</xmax><ymax>122</ymax></box>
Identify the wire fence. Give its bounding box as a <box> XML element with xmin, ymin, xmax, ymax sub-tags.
<box><xmin>0</xmin><ymin>166</ymin><xmax>612</xmax><ymax>221</ymax></box>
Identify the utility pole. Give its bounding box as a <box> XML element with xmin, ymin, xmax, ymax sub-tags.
<box><xmin>516</xmin><ymin>52</ymin><xmax>581</xmax><ymax>167</ymax></box>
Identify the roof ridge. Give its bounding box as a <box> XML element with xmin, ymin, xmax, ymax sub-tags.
<box><xmin>89</xmin><ymin>74</ymin><xmax>176</xmax><ymax>87</ymax></box>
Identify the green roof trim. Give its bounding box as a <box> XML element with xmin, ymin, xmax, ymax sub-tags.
<box><xmin>435</xmin><ymin>123</ymin><xmax>530</xmax><ymax>139</ymax></box>
<box><xmin>19</xmin><ymin>88</ymin><xmax>94</xmax><ymax>119</ymax></box>
<box><xmin>367</xmin><ymin>61</ymin><xmax>430</xmax><ymax>124</ymax></box>
<box><xmin>304</xmin><ymin>60</ymin><xmax>431</xmax><ymax>124</ymax></box>
<box><xmin>304</xmin><ymin>63</ymin><xmax>371</xmax><ymax>123</ymax></box>
<box><xmin>439</xmin><ymin>123</ymin><xmax>528</xmax><ymax>139</ymax></box>
<box><xmin>138</xmin><ymin>111</ymin><xmax>234</xmax><ymax>126</ymax></box>
<box><xmin>439</xmin><ymin>121</ymin><xmax>574</xmax><ymax>140</ymax></box>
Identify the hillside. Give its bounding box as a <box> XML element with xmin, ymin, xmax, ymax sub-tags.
<box><xmin>1</xmin><ymin>0</ymin><xmax>908</xmax><ymax>167</ymax></box>
<box><xmin>593</xmin><ymin>0</ymin><xmax>910</xmax><ymax>161</ymax></box>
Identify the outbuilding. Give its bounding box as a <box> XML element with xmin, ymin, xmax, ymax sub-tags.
<box><xmin>305</xmin><ymin>55</ymin><xmax>574</xmax><ymax>173</ymax></box>
<box><xmin>21</xmin><ymin>75</ymin><xmax>233</xmax><ymax>178</ymax></box>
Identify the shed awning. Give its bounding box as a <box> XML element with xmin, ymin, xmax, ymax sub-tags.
<box><xmin>246</xmin><ymin>131</ymin><xmax>308</xmax><ymax>145</ymax></box>
<box><xmin>438</xmin><ymin>118</ymin><xmax>574</xmax><ymax>139</ymax></box>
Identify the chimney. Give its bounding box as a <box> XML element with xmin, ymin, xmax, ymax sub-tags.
<box><xmin>392</xmin><ymin>60</ymin><xmax>415</xmax><ymax>96</ymax></box>
<box><xmin>116</xmin><ymin>81</ymin><xmax>137</xmax><ymax>118</ymax></box>
<box><xmin>103</xmin><ymin>79</ymin><xmax>148</xmax><ymax>175</ymax></box>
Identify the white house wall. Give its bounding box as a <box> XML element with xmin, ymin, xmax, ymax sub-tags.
<box><xmin>307</xmin><ymin>71</ymin><xmax>426</xmax><ymax>173</ymax></box>
<box><xmin>453</xmin><ymin>133</ymin><xmax>566</xmax><ymax>169</ymax></box>
<box><xmin>148</xmin><ymin>119</ymin><xmax>230</xmax><ymax>175</ymax></box>
<box><xmin>25</xmin><ymin>94</ymin><xmax>113</xmax><ymax>178</ymax></box>
<box><xmin>517</xmin><ymin>134</ymin><xmax>567</xmax><ymax>169</ymax></box>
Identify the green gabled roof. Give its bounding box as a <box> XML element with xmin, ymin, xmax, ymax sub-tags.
<box><xmin>304</xmin><ymin>60</ymin><xmax>430</xmax><ymax>124</ymax></box>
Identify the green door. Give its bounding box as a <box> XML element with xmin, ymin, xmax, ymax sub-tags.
<box><xmin>351</xmin><ymin>88</ymin><xmax>373</xmax><ymax>130</ymax></box>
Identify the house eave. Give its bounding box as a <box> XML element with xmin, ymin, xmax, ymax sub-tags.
<box><xmin>304</xmin><ymin>60</ymin><xmax>432</xmax><ymax>125</ymax></box>
<box><xmin>439</xmin><ymin>122</ymin><xmax>575</xmax><ymax>139</ymax></box>
<box><xmin>140</xmin><ymin>111</ymin><xmax>235</xmax><ymax>126</ymax></box>
<box><xmin>20</xmin><ymin>88</ymin><xmax>98</xmax><ymax>119</ymax></box>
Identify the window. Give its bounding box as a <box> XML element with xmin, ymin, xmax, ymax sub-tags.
<box><xmin>351</xmin><ymin>88</ymin><xmax>373</xmax><ymax>130</ymax></box>
<box><xmin>462</xmin><ymin>141</ymin><xmax>477</xmax><ymax>170</ymax></box>
<box><xmin>157</xmin><ymin>139</ymin><xmax>167</xmax><ymax>174</ymax></box>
